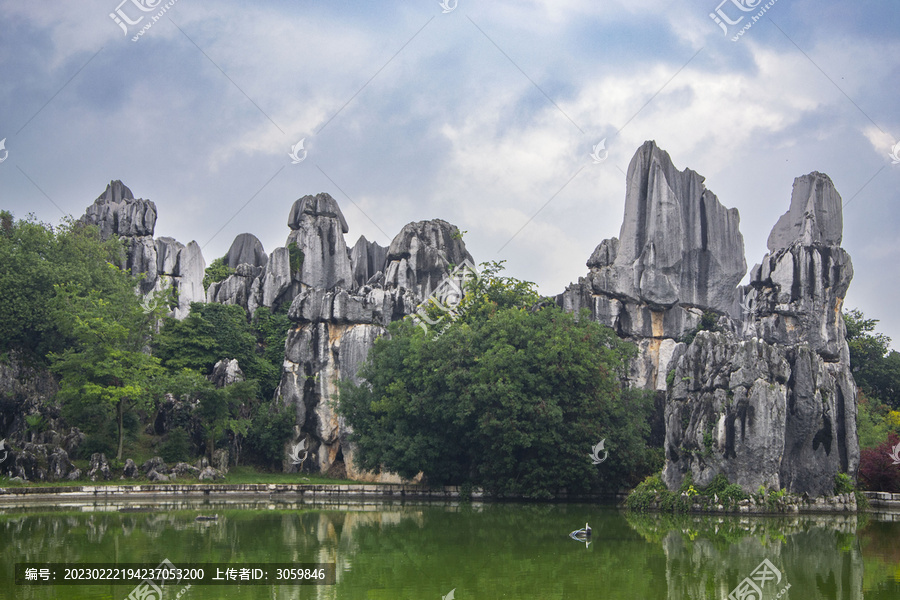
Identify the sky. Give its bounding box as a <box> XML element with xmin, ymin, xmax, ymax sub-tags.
<box><xmin>0</xmin><ymin>0</ymin><xmax>898</xmax><ymax>346</ymax></box>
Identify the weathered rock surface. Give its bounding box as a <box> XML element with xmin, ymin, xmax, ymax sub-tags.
<box><xmin>350</xmin><ymin>236</ymin><xmax>388</xmax><ymax>288</ymax></box>
<box><xmin>557</xmin><ymin>141</ymin><xmax>746</xmax><ymax>389</ymax></box>
<box><xmin>122</xmin><ymin>458</ymin><xmax>139</xmax><ymax>479</ymax></box>
<box><xmin>78</xmin><ymin>183</ymin><xmax>206</xmax><ymax>320</ymax></box>
<box><xmin>225</xmin><ymin>233</ymin><xmax>268</xmax><ymax>269</ymax></box>
<box><xmin>584</xmin><ymin>141</ymin><xmax>746</xmax><ymax>312</ymax></box>
<box><xmin>383</xmin><ymin>220</ymin><xmax>474</xmax><ymax>300</ymax></box>
<box><xmin>88</xmin><ymin>453</ymin><xmax>112</xmax><ymax>481</ymax></box>
<box><xmin>141</xmin><ymin>456</ymin><xmax>168</xmax><ymax>475</ymax></box>
<box><xmin>286</xmin><ymin>193</ymin><xmax>353</xmax><ymax>291</ymax></box>
<box><xmin>198</xmin><ymin>466</ymin><xmax>224</xmax><ymax>481</ymax></box>
<box><xmin>274</xmin><ymin>203</ymin><xmax>473</xmax><ymax>482</ymax></box>
<box><xmin>209</xmin><ymin>359</ymin><xmax>244</xmax><ymax>388</ymax></box>
<box><xmin>558</xmin><ymin>143</ymin><xmax>858</xmax><ymax>496</ymax></box>
<box><xmin>767</xmin><ymin>172</ymin><xmax>843</xmax><ymax>252</ymax></box>
<box><xmin>81</xmin><ymin>180</ymin><xmax>157</xmax><ymax>239</ymax></box>
<box><xmin>656</xmin><ymin>168</ymin><xmax>858</xmax><ymax>496</ymax></box>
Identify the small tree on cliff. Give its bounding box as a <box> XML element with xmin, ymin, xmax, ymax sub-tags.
<box><xmin>338</xmin><ymin>262</ymin><xmax>658</xmax><ymax>498</ymax></box>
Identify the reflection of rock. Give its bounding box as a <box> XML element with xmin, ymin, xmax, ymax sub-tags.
<box><xmin>628</xmin><ymin>513</ymin><xmax>864</xmax><ymax>600</ymax></box>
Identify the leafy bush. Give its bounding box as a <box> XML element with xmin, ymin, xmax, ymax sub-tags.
<box><xmin>202</xmin><ymin>256</ymin><xmax>234</xmax><ymax>291</ymax></box>
<box><xmin>858</xmin><ymin>432</ymin><xmax>900</xmax><ymax>493</ymax></box>
<box><xmin>339</xmin><ymin>263</ymin><xmax>659</xmax><ymax>498</ymax></box>
<box><xmin>160</xmin><ymin>428</ymin><xmax>193</xmax><ymax>463</ymax></box>
<box><xmin>246</xmin><ymin>404</ymin><xmax>296</xmax><ymax>469</ymax></box>
<box><xmin>287</xmin><ymin>243</ymin><xmax>304</xmax><ymax>276</ymax></box>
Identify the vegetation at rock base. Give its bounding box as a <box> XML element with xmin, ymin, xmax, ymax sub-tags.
<box><xmin>0</xmin><ymin>212</ymin><xmax>292</xmax><ymax>474</ymax></box>
<box><xmin>626</xmin><ymin>473</ymin><xmax>748</xmax><ymax>513</ymax></box>
<box><xmin>338</xmin><ymin>261</ymin><xmax>662</xmax><ymax>499</ymax></box>
<box><xmin>858</xmin><ymin>433</ymin><xmax>900</xmax><ymax>493</ymax></box>
<box><xmin>845</xmin><ymin>309</ymin><xmax>900</xmax><ymax>492</ymax></box>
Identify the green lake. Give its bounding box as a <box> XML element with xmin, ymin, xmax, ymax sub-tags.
<box><xmin>1</xmin><ymin>498</ymin><xmax>898</xmax><ymax>599</ymax></box>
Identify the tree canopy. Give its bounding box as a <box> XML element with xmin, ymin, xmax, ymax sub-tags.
<box><xmin>339</xmin><ymin>262</ymin><xmax>660</xmax><ymax>498</ymax></box>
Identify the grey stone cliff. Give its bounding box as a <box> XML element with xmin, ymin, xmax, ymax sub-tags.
<box><xmin>273</xmin><ymin>206</ymin><xmax>470</xmax><ymax>481</ymax></box>
<box><xmin>558</xmin><ymin>143</ymin><xmax>858</xmax><ymax>496</ymax></box>
<box><xmin>79</xmin><ymin>181</ymin><xmax>206</xmax><ymax>319</ymax></box>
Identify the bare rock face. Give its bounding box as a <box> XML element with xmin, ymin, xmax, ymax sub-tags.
<box><xmin>88</xmin><ymin>453</ymin><xmax>112</xmax><ymax>481</ymax></box>
<box><xmin>225</xmin><ymin>233</ymin><xmax>268</xmax><ymax>269</ymax></box>
<box><xmin>209</xmin><ymin>359</ymin><xmax>244</xmax><ymax>388</ymax></box>
<box><xmin>557</xmin><ymin>143</ymin><xmax>858</xmax><ymax>497</ymax></box>
<box><xmin>122</xmin><ymin>458</ymin><xmax>139</xmax><ymax>479</ymax></box>
<box><xmin>661</xmin><ymin>171</ymin><xmax>858</xmax><ymax>496</ymax></box>
<box><xmin>286</xmin><ymin>193</ymin><xmax>353</xmax><ymax>291</ymax></box>
<box><xmin>78</xmin><ymin>183</ymin><xmax>206</xmax><ymax>320</ymax></box>
<box><xmin>383</xmin><ymin>220</ymin><xmax>474</xmax><ymax>300</ymax></box>
<box><xmin>595</xmin><ymin>141</ymin><xmax>746</xmax><ymax>311</ymax></box>
<box><xmin>81</xmin><ymin>180</ymin><xmax>157</xmax><ymax>240</ymax></box>
<box><xmin>350</xmin><ymin>236</ymin><xmax>388</xmax><ymax>288</ymax></box>
<box><xmin>557</xmin><ymin>141</ymin><xmax>745</xmax><ymax>389</ymax></box>
<box><xmin>275</xmin><ymin>201</ymin><xmax>472</xmax><ymax>482</ymax></box>
<box><xmin>767</xmin><ymin>172</ymin><xmax>843</xmax><ymax>252</ymax></box>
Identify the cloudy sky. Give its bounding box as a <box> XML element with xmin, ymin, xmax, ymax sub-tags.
<box><xmin>1</xmin><ymin>0</ymin><xmax>897</xmax><ymax>345</ymax></box>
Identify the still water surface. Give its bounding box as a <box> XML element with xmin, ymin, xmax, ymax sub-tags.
<box><xmin>1</xmin><ymin>498</ymin><xmax>898</xmax><ymax>599</ymax></box>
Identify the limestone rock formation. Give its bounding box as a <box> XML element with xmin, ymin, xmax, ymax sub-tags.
<box><xmin>558</xmin><ymin>141</ymin><xmax>746</xmax><ymax>389</ymax></box>
<box><xmin>81</xmin><ymin>180</ymin><xmax>157</xmax><ymax>240</ymax></box>
<box><xmin>660</xmin><ymin>172</ymin><xmax>858</xmax><ymax>496</ymax></box>
<box><xmin>225</xmin><ymin>233</ymin><xmax>268</xmax><ymax>270</ymax></box>
<box><xmin>384</xmin><ymin>220</ymin><xmax>474</xmax><ymax>300</ymax></box>
<box><xmin>209</xmin><ymin>359</ymin><xmax>244</xmax><ymax>388</ymax></box>
<box><xmin>350</xmin><ymin>236</ymin><xmax>388</xmax><ymax>288</ymax></box>
<box><xmin>558</xmin><ymin>143</ymin><xmax>858</xmax><ymax>496</ymax></box>
<box><xmin>274</xmin><ymin>206</ymin><xmax>472</xmax><ymax>481</ymax></box>
<box><xmin>286</xmin><ymin>193</ymin><xmax>353</xmax><ymax>291</ymax></box>
<box><xmin>767</xmin><ymin>172</ymin><xmax>843</xmax><ymax>252</ymax></box>
<box><xmin>88</xmin><ymin>452</ymin><xmax>112</xmax><ymax>481</ymax></box>
<box><xmin>78</xmin><ymin>182</ymin><xmax>206</xmax><ymax>319</ymax></box>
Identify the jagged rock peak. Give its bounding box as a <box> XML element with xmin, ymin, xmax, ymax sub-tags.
<box><xmin>225</xmin><ymin>233</ymin><xmax>268</xmax><ymax>269</ymax></box>
<box><xmin>603</xmin><ymin>140</ymin><xmax>746</xmax><ymax>310</ymax></box>
<box><xmin>766</xmin><ymin>171</ymin><xmax>843</xmax><ymax>252</ymax></box>
<box><xmin>288</xmin><ymin>193</ymin><xmax>349</xmax><ymax>234</ymax></box>
<box><xmin>384</xmin><ymin>219</ymin><xmax>474</xmax><ymax>299</ymax></box>
<box><xmin>81</xmin><ymin>180</ymin><xmax>157</xmax><ymax>239</ymax></box>
<box><xmin>97</xmin><ymin>180</ymin><xmax>135</xmax><ymax>203</ymax></box>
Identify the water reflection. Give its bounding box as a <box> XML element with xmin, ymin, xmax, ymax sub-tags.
<box><xmin>626</xmin><ymin>513</ymin><xmax>862</xmax><ymax>599</ymax></box>
<box><xmin>0</xmin><ymin>499</ymin><xmax>897</xmax><ymax>599</ymax></box>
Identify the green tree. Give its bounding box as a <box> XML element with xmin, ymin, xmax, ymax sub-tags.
<box><xmin>339</xmin><ymin>263</ymin><xmax>657</xmax><ymax>498</ymax></box>
<box><xmin>0</xmin><ymin>213</ymin><xmax>128</xmax><ymax>363</ymax></box>
<box><xmin>154</xmin><ymin>303</ymin><xmax>287</xmax><ymax>399</ymax></box>
<box><xmin>202</xmin><ymin>256</ymin><xmax>234</xmax><ymax>291</ymax></box>
<box><xmin>845</xmin><ymin>308</ymin><xmax>900</xmax><ymax>409</ymax></box>
<box><xmin>50</xmin><ymin>282</ymin><xmax>167</xmax><ymax>460</ymax></box>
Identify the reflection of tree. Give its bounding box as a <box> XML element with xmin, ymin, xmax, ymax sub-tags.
<box><xmin>859</xmin><ymin>517</ymin><xmax>900</xmax><ymax>595</ymax></box>
<box><xmin>625</xmin><ymin>512</ymin><xmax>866</xmax><ymax>599</ymax></box>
